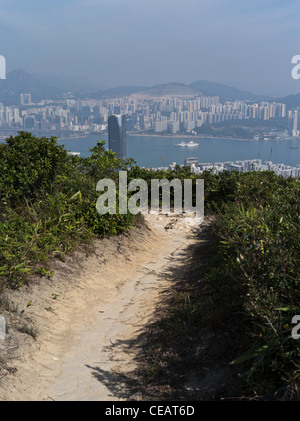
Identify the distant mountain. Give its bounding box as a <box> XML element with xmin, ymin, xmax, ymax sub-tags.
<box><xmin>189</xmin><ymin>80</ymin><xmax>270</xmax><ymax>101</ymax></box>
<box><xmin>278</xmin><ymin>92</ymin><xmax>300</xmax><ymax>108</ymax></box>
<box><xmin>33</xmin><ymin>73</ymin><xmax>108</xmax><ymax>94</ymax></box>
<box><xmin>0</xmin><ymin>68</ymin><xmax>273</xmax><ymax>104</ymax></box>
<box><xmin>86</xmin><ymin>83</ymin><xmax>198</xmax><ymax>99</ymax></box>
<box><xmin>94</xmin><ymin>81</ymin><xmax>268</xmax><ymax>100</ymax></box>
<box><xmin>84</xmin><ymin>85</ymin><xmax>148</xmax><ymax>100</ymax></box>
<box><xmin>139</xmin><ymin>82</ymin><xmax>198</xmax><ymax>97</ymax></box>
<box><xmin>0</xmin><ymin>69</ymin><xmax>66</xmax><ymax>105</ymax></box>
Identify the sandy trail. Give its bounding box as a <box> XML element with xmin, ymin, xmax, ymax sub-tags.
<box><xmin>0</xmin><ymin>213</ymin><xmax>203</xmax><ymax>401</ymax></box>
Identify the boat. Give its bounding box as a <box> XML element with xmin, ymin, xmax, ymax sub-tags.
<box><xmin>177</xmin><ymin>140</ymin><xmax>198</xmax><ymax>147</ymax></box>
<box><xmin>187</xmin><ymin>141</ymin><xmax>198</xmax><ymax>147</ymax></box>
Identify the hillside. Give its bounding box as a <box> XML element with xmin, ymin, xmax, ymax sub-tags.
<box><xmin>136</xmin><ymin>82</ymin><xmax>198</xmax><ymax>98</ymax></box>
<box><xmin>189</xmin><ymin>80</ymin><xmax>270</xmax><ymax>101</ymax></box>
<box><xmin>0</xmin><ymin>69</ymin><xmax>67</xmax><ymax>105</ymax></box>
<box><xmin>278</xmin><ymin>92</ymin><xmax>300</xmax><ymax>108</ymax></box>
<box><xmin>0</xmin><ymin>132</ymin><xmax>299</xmax><ymax>401</ymax></box>
<box><xmin>33</xmin><ymin>73</ymin><xmax>108</xmax><ymax>94</ymax></box>
<box><xmin>84</xmin><ymin>85</ymin><xmax>148</xmax><ymax>100</ymax></box>
<box><xmin>94</xmin><ymin>81</ymin><xmax>264</xmax><ymax>100</ymax></box>
<box><xmin>0</xmin><ymin>68</ymin><xmax>273</xmax><ymax>103</ymax></box>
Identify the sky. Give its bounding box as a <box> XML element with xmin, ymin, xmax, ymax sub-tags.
<box><xmin>0</xmin><ymin>0</ymin><xmax>300</xmax><ymax>95</ymax></box>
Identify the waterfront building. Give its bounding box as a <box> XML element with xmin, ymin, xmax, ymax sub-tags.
<box><xmin>108</xmin><ymin>114</ymin><xmax>126</xmax><ymax>159</ymax></box>
<box><xmin>292</xmin><ymin>110</ymin><xmax>299</xmax><ymax>137</ymax></box>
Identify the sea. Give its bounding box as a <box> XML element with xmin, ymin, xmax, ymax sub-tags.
<box><xmin>57</xmin><ymin>133</ymin><xmax>300</xmax><ymax>168</ymax></box>
<box><xmin>1</xmin><ymin>131</ymin><xmax>299</xmax><ymax>168</ymax></box>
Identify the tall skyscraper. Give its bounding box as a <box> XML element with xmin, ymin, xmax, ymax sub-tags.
<box><xmin>108</xmin><ymin>114</ymin><xmax>126</xmax><ymax>159</ymax></box>
<box><xmin>293</xmin><ymin>110</ymin><xmax>299</xmax><ymax>137</ymax></box>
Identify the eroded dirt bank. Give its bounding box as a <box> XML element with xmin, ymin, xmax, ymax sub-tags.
<box><xmin>0</xmin><ymin>213</ymin><xmax>203</xmax><ymax>401</ymax></box>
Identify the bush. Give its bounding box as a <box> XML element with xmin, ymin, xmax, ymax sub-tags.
<box><xmin>203</xmin><ymin>173</ymin><xmax>300</xmax><ymax>399</ymax></box>
<box><xmin>0</xmin><ymin>133</ymin><xmax>134</xmax><ymax>288</ymax></box>
<box><xmin>0</xmin><ymin>132</ymin><xmax>72</xmax><ymax>203</ymax></box>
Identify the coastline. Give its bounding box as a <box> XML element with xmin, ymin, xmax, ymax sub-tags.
<box><xmin>59</xmin><ymin>131</ymin><xmax>296</xmax><ymax>143</ymax></box>
<box><xmin>60</xmin><ymin>132</ymin><xmax>254</xmax><ymax>142</ymax></box>
<box><xmin>128</xmin><ymin>132</ymin><xmax>296</xmax><ymax>142</ymax></box>
<box><xmin>128</xmin><ymin>132</ymin><xmax>257</xmax><ymax>141</ymax></box>
<box><xmin>1</xmin><ymin>129</ymin><xmax>296</xmax><ymax>143</ymax></box>
<box><xmin>59</xmin><ymin>134</ymin><xmax>89</xmax><ymax>140</ymax></box>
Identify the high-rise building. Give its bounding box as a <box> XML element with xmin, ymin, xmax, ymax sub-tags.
<box><xmin>108</xmin><ymin>114</ymin><xmax>126</xmax><ymax>159</ymax></box>
<box><xmin>293</xmin><ymin>110</ymin><xmax>299</xmax><ymax>137</ymax></box>
<box><xmin>20</xmin><ymin>93</ymin><xmax>32</xmax><ymax>106</ymax></box>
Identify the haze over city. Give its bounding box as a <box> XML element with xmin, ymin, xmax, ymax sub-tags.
<box><xmin>1</xmin><ymin>0</ymin><xmax>300</xmax><ymax>96</ymax></box>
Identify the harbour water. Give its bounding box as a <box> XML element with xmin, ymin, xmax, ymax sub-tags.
<box><xmin>57</xmin><ymin>133</ymin><xmax>300</xmax><ymax>168</ymax></box>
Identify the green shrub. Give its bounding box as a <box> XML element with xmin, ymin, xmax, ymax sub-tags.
<box><xmin>0</xmin><ymin>133</ymin><xmax>134</xmax><ymax>289</ymax></box>
<box><xmin>204</xmin><ymin>174</ymin><xmax>300</xmax><ymax>399</ymax></box>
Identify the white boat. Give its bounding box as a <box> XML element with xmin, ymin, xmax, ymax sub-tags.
<box><xmin>177</xmin><ymin>140</ymin><xmax>198</xmax><ymax>147</ymax></box>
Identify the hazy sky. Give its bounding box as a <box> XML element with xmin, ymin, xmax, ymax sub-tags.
<box><xmin>1</xmin><ymin>0</ymin><xmax>300</xmax><ymax>95</ymax></box>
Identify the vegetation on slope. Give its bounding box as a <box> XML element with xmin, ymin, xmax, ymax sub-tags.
<box><xmin>0</xmin><ymin>132</ymin><xmax>134</xmax><ymax>289</ymax></box>
<box><xmin>0</xmin><ymin>132</ymin><xmax>299</xmax><ymax>400</ymax></box>
<box><xmin>128</xmin><ymin>168</ymin><xmax>300</xmax><ymax>400</ymax></box>
<box><xmin>205</xmin><ymin>171</ymin><xmax>300</xmax><ymax>399</ymax></box>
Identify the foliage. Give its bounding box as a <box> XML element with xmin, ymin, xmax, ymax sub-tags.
<box><xmin>126</xmin><ymin>166</ymin><xmax>300</xmax><ymax>399</ymax></box>
<box><xmin>0</xmin><ymin>132</ymin><xmax>299</xmax><ymax>399</ymax></box>
<box><xmin>0</xmin><ymin>133</ymin><xmax>134</xmax><ymax>288</ymax></box>
<box><xmin>0</xmin><ymin>132</ymin><xmax>74</xmax><ymax>203</ymax></box>
<box><xmin>201</xmin><ymin>172</ymin><xmax>300</xmax><ymax>400</ymax></box>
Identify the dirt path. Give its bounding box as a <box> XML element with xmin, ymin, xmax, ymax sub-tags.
<box><xmin>0</xmin><ymin>213</ymin><xmax>203</xmax><ymax>401</ymax></box>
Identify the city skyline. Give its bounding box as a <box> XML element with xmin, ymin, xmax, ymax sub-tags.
<box><xmin>1</xmin><ymin>1</ymin><xmax>300</xmax><ymax>96</ymax></box>
<box><xmin>0</xmin><ymin>93</ymin><xmax>295</xmax><ymax>138</ymax></box>
<box><xmin>180</xmin><ymin>158</ymin><xmax>300</xmax><ymax>178</ymax></box>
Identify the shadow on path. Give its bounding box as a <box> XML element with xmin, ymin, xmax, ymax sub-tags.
<box><xmin>85</xmin><ymin>217</ymin><xmax>239</xmax><ymax>401</ymax></box>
